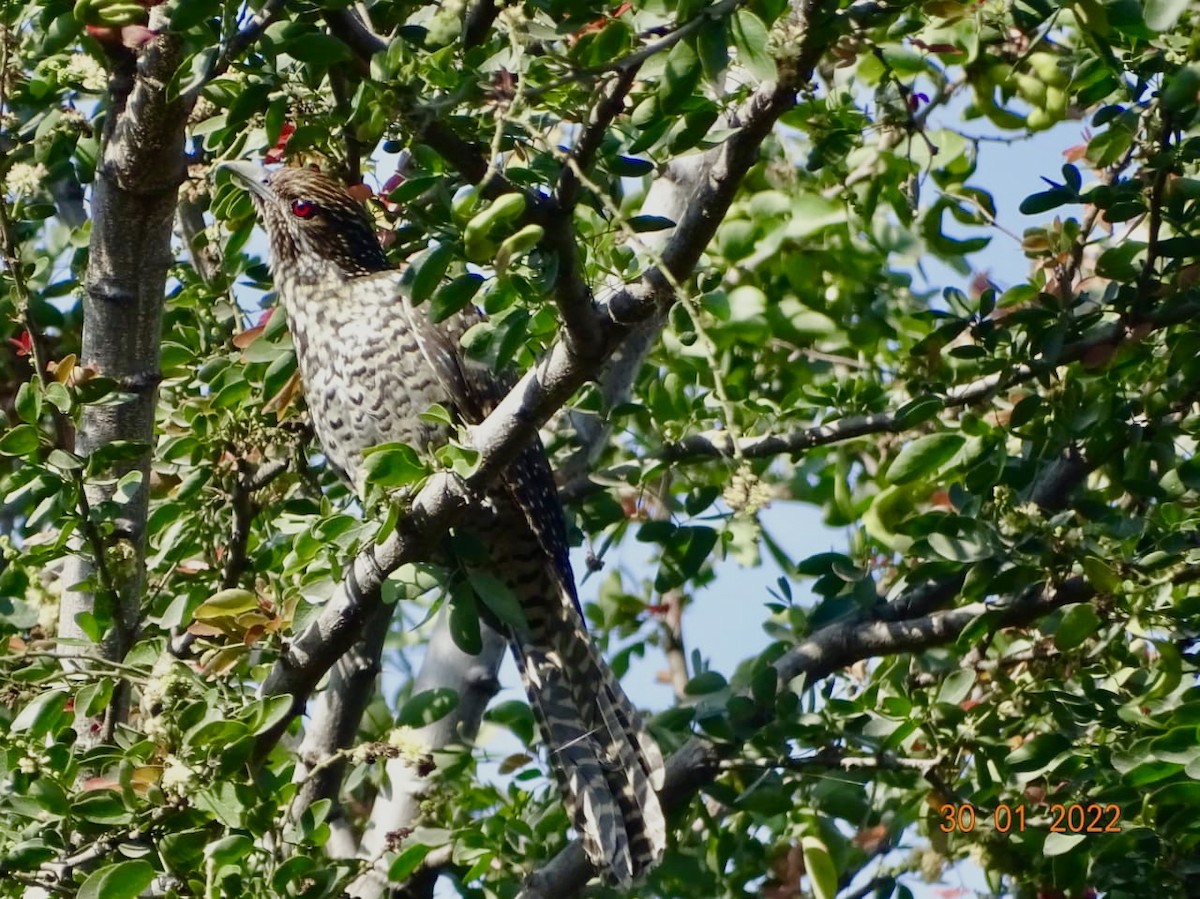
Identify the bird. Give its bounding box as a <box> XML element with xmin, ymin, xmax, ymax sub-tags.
<box><xmin>221</xmin><ymin>162</ymin><xmax>667</xmax><ymax>885</ymax></box>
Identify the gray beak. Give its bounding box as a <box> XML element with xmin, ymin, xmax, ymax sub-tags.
<box><xmin>218</xmin><ymin>160</ymin><xmax>273</xmax><ymax>202</ymax></box>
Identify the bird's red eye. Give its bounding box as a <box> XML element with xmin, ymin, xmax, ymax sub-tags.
<box><xmin>291</xmin><ymin>199</ymin><xmax>316</xmax><ymax>218</ymax></box>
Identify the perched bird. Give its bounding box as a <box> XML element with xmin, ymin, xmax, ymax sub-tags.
<box><xmin>222</xmin><ymin>162</ymin><xmax>666</xmax><ymax>885</ymax></box>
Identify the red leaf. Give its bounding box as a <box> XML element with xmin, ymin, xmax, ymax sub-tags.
<box><xmin>120</xmin><ymin>24</ymin><xmax>157</xmax><ymax>48</ymax></box>
<box><xmin>9</xmin><ymin>330</ymin><xmax>32</xmax><ymax>357</ymax></box>
<box><xmin>264</xmin><ymin>123</ymin><xmax>296</xmax><ymax>164</ymax></box>
<box><xmin>382</xmin><ymin>171</ymin><xmax>405</xmax><ymax>196</ymax></box>
<box><xmin>911</xmin><ymin>39</ymin><xmax>960</xmax><ymax>54</ymax></box>
<box><xmin>85</xmin><ymin>25</ymin><xmax>123</xmax><ymax>45</ymax></box>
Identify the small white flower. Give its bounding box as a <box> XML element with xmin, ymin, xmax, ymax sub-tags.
<box><xmin>5</xmin><ymin>162</ymin><xmax>47</xmax><ymax>198</ymax></box>
<box><xmin>160</xmin><ymin>755</ymin><xmax>195</xmax><ymax>796</ymax></box>
<box><xmin>17</xmin><ymin>756</ymin><xmax>38</xmax><ymax>775</ymax></box>
<box><xmin>63</xmin><ymin>55</ymin><xmax>107</xmax><ymax>92</ymax></box>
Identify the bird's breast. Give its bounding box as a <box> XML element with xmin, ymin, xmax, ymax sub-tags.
<box><xmin>280</xmin><ymin>286</ymin><xmax>451</xmax><ymax>488</ymax></box>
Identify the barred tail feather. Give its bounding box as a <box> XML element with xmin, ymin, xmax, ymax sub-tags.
<box><xmin>513</xmin><ymin>645</ymin><xmax>635</xmax><ymax>884</ymax></box>
<box><xmin>512</xmin><ymin>619</ymin><xmax>667</xmax><ymax>886</ymax></box>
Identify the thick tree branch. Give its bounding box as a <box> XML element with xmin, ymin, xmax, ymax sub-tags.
<box><xmin>58</xmin><ymin>20</ymin><xmax>188</xmax><ymax>737</ymax></box>
<box><xmin>350</xmin><ymin>613</ymin><xmax>507</xmax><ymax>899</ymax></box>
<box><xmin>567</xmin><ymin>290</ymin><xmax>1200</xmax><ymax>477</ymax></box>
<box><xmin>463</xmin><ymin>0</ymin><xmax>500</xmax><ymax>49</ymax></box>
<box><xmin>544</xmin><ymin>67</ymin><xmax>641</xmax><ymax>358</ymax></box>
<box><xmin>291</xmin><ymin>597</ymin><xmax>398</xmax><ymax>855</ymax></box>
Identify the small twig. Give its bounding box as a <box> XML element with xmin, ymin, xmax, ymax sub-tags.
<box><xmin>525</xmin><ymin>0</ymin><xmax>746</xmax><ymax>99</ymax></box>
<box><xmin>559</xmin><ymin>65</ymin><xmax>640</xmax><ymax>209</ymax></box>
<box><xmin>185</xmin><ymin>0</ymin><xmax>287</xmax><ymax>101</ymax></box>
<box><xmin>1137</xmin><ymin>108</ymin><xmax>1172</xmax><ymax>300</ymax></box>
<box><xmin>7</xmin><ymin>648</ymin><xmax>150</xmax><ymax>681</ymax></box>
<box><xmin>843</xmin><ymin>875</ymin><xmax>900</xmax><ymax>899</ymax></box>
<box><xmin>909</xmin><ymin>646</ymin><xmax>1057</xmax><ymax>688</ymax></box>
<box><xmin>71</xmin><ymin>471</ymin><xmax>121</xmax><ymax>617</ymax></box>
<box><xmin>720</xmin><ymin>749</ymin><xmax>946</xmax><ymax>774</ymax></box>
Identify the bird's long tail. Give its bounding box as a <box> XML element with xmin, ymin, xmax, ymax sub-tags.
<box><xmin>511</xmin><ymin>613</ymin><xmax>666</xmax><ymax>886</ymax></box>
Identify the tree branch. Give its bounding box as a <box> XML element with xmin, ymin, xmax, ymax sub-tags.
<box><xmin>463</xmin><ymin>0</ymin><xmax>500</xmax><ymax>49</ymax></box>
<box><xmin>58</xmin><ymin>19</ymin><xmax>189</xmax><ymax>738</ymax></box>
<box><xmin>291</xmin><ymin>597</ymin><xmax>398</xmax><ymax>856</ymax></box>
<box><xmin>185</xmin><ymin>0</ymin><xmax>288</xmax><ymax>102</ymax></box>
<box><xmin>514</xmin><ymin>575</ymin><xmax>1092</xmax><ymax>898</ymax></box>
<box><xmin>350</xmin><ymin>612</ymin><xmax>507</xmax><ymax>899</ymax></box>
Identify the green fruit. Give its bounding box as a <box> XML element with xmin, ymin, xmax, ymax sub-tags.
<box><xmin>1028</xmin><ymin>51</ymin><xmax>1069</xmax><ymax>88</ymax></box>
<box><xmin>1045</xmin><ymin>87</ymin><xmax>1067</xmax><ymax>118</ymax></box>
<box><xmin>494</xmin><ymin>224</ymin><xmax>544</xmax><ymax>273</ymax></box>
<box><xmin>1013</xmin><ymin>73</ymin><xmax>1048</xmax><ymax>108</ymax></box>
<box><xmin>462</xmin><ymin>230</ymin><xmax>497</xmax><ymax>264</ymax></box>
<box><xmin>1026</xmin><ymin>107</ymin><xmax>1053</xmax><ymax>131</ymax></box>
<box><xmin>462</xmin><ymin>192</ymin><xmax>527</xmax><ymax>255</ymax></box>
<box><xmin>973</xmin><ymin>83</ymin><xmax>1026</xmax><ymax>130</ymax></box>
<box><xmin>91</xmin><ymin>2</ymin><xmax>149</xmax><ymax>26</ymax></box>
<box><xmin>451</xmin><ymin>185</ymin><xmax>480</xmax><ymax>224</ymax></box>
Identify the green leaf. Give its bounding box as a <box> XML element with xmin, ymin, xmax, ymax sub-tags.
<box><xmin>78</xmin><ymin>861</ymin><xmax>155</xmax><ymax>899</ymax></box>
<box><xmin>0</xmin><ymin>424</ymin><xmax>41</xmax><ymax>456</ymax></box>
<box><xmin>15</xmin><ymin>380</ymin><xmax>40</xmax><ymax>424</ymax></box>
<box><xmin>895</xmin><ymin>396</ymin><xmax>943</xmax><ymax>428</ymax></box>
<box><xmin>696</xmin><ymin>20</ymin><xmax>729</xmax><ymax>84</ymax></box>
<box><xmin>658</xmin><ymin>38</ymin><xmax>701</xmax><ymax>113</ymax></box>
<box><xmin>684</xmin><ymin>670</ymin><xmax>728</xmax><ymax>695</ymax></box>
<box><xmin>608</xmin><ymin>155</ymin><xmax>654</xmax><ymax>177</ymax></box>
<box><xmin>430</xmin><ymin>273</ymin><xmax>485</xmax><ymax>323</ymax></box>
<box><xmin>361</xmin><ymin>442</ymin><xmax>428</xmax><ymax>488</ymax></box>
<box><xmin>398</xmin><ymin>688</ymin><xmax>460</xmax><ymax>727</ymax></box>
<box><xmin>467</xmin><ymin>569</ymin><xmax>527</xmax><ymax>632</ymax></box>
<box><xmin>411</xmin><ymin>243</ymin><xmax>455</xmax><ymax>306</ymax></box>
<box><xmin>628</xmin><ymin>215</ymin><xmax>676</xmax><ymax>232</ymax></box>
<box><xmin>448</xmin><ymin>581</ymin><xmax>483</xmax><ymax>655</ymax></box>
<box><xmin>1081</xmin><ymin>556</ymin><xmax>1121</xmax><ymax>593</ymax></box>
<box><xmin>73</xmin><ymin>791</ymin><xmax>131</xmax><ymax>825</ymax></box>
<box><xmin>1042</xmin><ymin>831</ymin><xmax>1086</xmax><ymax>857</ymax></box>
<box><xmin>1054</xmin><ymin>603</ymin><xmax>1101</xmax><ymax>651</ymax></box>
<box><xmin>244</xmin><ymin>694</ymin><xmax>293</xmax><ymax>736</ymax></box>
<box><xmin>1019</xmin><ymin>187</ymin><xmax>1076</xmax><ymax>215</ymax></box>
<box><xmin>801</xmin><ymin>835</ymin><xmax>838</xmax><ymax>899</ymax></box>
<box><xmin>937</xmin><ymin>669</ymin><xmax>976</xmax><ymax>706</ymax></box>
<box><xmin>48</xmin><ymin>448</ymin><xmax>84</xmax><ymax>471</ymax></box>
<box><xmin>389</xmin><ymin>843</ymin><xmax>432</xmax><ymax>881</ymax></box>
<box><xmin>927</xmin><ymin>528</ymin><xmax>992</xmax><ymax>562</ymax></box>
<box><xmin>203</xmin><ymin>834</ymin><xmax>252</xmax><ymax>867</ymax></box>
<box><xmin>486</xmin><ymin>699</ymin><xmax>536</xmax><ymax>745</ymax></box>
<box><xmin>1006</xmin><ymin>732</ymin><xmax>1072</xmax><ymax>774</ymax></box>
<box><xmin>285</xmin><ymin>33</ymin><xmax>352</xmax><ymax>65</ymax></box>
<box><xmin>731</xmin><ymin>10</ymin><xmax>777</xmax><ymax>82</ymax></box>
<box><xmin>193</xmin><ymin>588</ymin><xmax>258</xmax><ymax>619</ymax></box>
<box><xmin>885</xmin><ymin>433</ymin><xmax>964</xmax><ymax>484</ymax></box>
<box><xmin>11</xmin><ymin>689</ymin><xmax>68</xmax><ymax>736</ymax></box>
<box><xmin>1143</xmin><ymin>0</ymin><xmax>1188</xmax><ymax>31</ymax></box>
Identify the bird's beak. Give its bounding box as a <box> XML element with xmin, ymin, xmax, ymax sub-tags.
<box><xmin>217</xmin><ymin>160</ymin><xmax>272</xmax><ymax>202</ymax></box>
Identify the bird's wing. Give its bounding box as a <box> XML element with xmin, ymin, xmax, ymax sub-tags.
<box><xmin>387</xmin><ymin>287</ymin><xmax>580</xmax><ymax>609</ymax></box>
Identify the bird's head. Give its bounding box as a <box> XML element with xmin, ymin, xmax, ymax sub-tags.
<box><xmin>220</xmin><ymin>163</ymin><xmax>392</xmax><ymax>284</ymax></box>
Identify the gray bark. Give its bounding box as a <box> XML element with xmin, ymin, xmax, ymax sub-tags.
<box><xmin>350</xmin><ymin>610</ymin><xmax>507</xmax><ymax>898</ymax></box>
<box><xmin>57</xmin><ymin>21</ymin><xmax>188</xmax><ymax>737</ymax></box>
